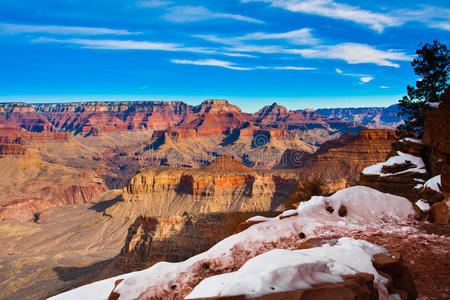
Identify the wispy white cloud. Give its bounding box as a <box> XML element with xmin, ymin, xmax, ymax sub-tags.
<box><xmin>136</xmin><ymin>0</ymin><xmax>173</xmax><ymax>8</ymax></box>
<box><xmin>238</xmin><ymin>28</ymin><xmax>319</xmax><ymax>44</ymax></box>
<box><xmin>171</xmin><ymin>59</ymin><xmax>251</xmax><ymax>70</ymax></box>
<box><xmin>380</xmin><ymin>86</ymin><xmax>389</xmax><ymax>89</ymax></box>
<box><xmin>224</xmin><ymin>44</ymin><xmax>287</xmax><ymax>54</ymax></box>
<box><xmin>335</xmin><ymin>68</ymin><xmax>373</xmax><ymax>84</ymax></box>
<box><xmin>243</xmin><ymin>1</ymin><xmax>450</xmax><ymax>32</ymax></box>
<box><xmin>32</xmin><ymin>37</ymin><xmax>253</xmax><ymax>58</ymax></box>
<box><xmin>0</xmin><ymin>23</ymin><xmax>140</xmax><ymax>35</ymax></box>
<box><xmin>171</xmin><ymin>58</ymin><xmax>317</xmax><ymax>71</ymax></box>
<box><xmin>428</xmin><ymin>21</ymin><xmax>450</xmax><ymax>31</ymax></box>
<box><xmin>33</xmin><ymin>37</ymin><xmax>182</xmax><ymax>50</ymax></box>
<box><xmin>256</xmin><ymin>66</ymin><xmax>316</xmax><ymax>70</ymax></box>
<box><xmin>197</xmin><ymin>30</ymin><xmax>408</xmax><ymax>68</ymax></box>
<box><xmin>292</xmin><ymin>43</ymin><xmax>410</xmax><ymax>68</ymax></box>
<box><xmin>394</xmin><ymin>5</ymin><xmax>450</xmax><ymax>31</ymax></box>
<box><xmin>242</xmin><ymin>0</ymin><xmax>399</xmax><ymax>32</ymax></box>
<box><xmin>360</xmin><ymin>76</ymin><xmax>373</xmax><ymax>83</ymax></box>
<box><xmin>162</xmin><ymin>6</ymin><xmax>263</xmax><ymax>24</ymax></box>
<box><xmin>196</xmin><ymin>28</ymin><xmax>319</xmax><ymax>47</ymax></box>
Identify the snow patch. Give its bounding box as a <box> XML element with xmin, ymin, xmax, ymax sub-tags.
<box><xmin>427</xmin><ymin>102</ymin><xmax>440</xmax><ymax>108</ymax></box>
<box><xmin>424</xmin><ymin>175</ymin><xmax>442</xmax><ymax>193</ymax></box>
<box><xmin>415</xmin><ymin>200</ymin><xmax>430</xmax><ymax>212</ymax></box>
<box><xmin>362</xmin><ymin>151</ymin><xmax>426</xmax><ymax>177</ymax></box>
<box><xmin>399</xmin><ymin>137</ymin><xmax>423</xmax><ymax>144</ymax></box>
<box><xmin>186</xmin><ymin>238</ymin><xmax>388</xmax><ymax>299</ymax></box>
<box><xmin>245</xmin><ymin>215</ymin><xmax>271</xmax><ymax>222</ymax></box>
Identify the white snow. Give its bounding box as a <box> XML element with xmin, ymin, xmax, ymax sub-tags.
<box><xmin>49</xmin><ymin>186</ymin><xmax>416</xmax><ymax>300</ymax></box>
<box><xmin>279</xmin><ymin>209</ymin><xmax>298</xmax><ymax>218</ymax></box>
<box><xmin>389</xmin><ymin>293</ymin><xmax>402</xmax><ymax>300</ymax></box>
<box><xmin>424</xmin><ymin>175</ymin><xmax>442</xmax><ymax>193</ymax></box>
<box><xmin>427</xmin><ymin>102</ymin><xmax>440</xmax><ymax>108</ymax></box>
<box><xmin>399</xmin><ymin>137</ymin><xmax>424</xmax><ymax>144</ymax></box>
<box><xmin>186</xmin><ymin>238</ymin><xmax>388</xmax><ymax>299</ymax></box>
<box><xmin>245</xmin><ymin>215</ymin><xmax>271</xmax><ymax>222</ymax></box>
<box><xmin>362</xmin><ymin>151</ymin><xmax>427</xmax><ymax>177</ymax></box>
<box><xmin>415</xmin><ymin>200</ymin><xmax>430</xmax><ymax>212</ymax></box>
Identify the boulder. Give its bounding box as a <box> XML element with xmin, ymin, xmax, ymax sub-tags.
<box><xmin>429</xmin><ymin>201</ymin><xmax>450</xmax><ymax>225</ymax></box>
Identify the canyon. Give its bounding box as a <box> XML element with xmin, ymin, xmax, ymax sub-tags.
<box><xmin>0</xmin><ymin>100</ymin><xmax>394</xmax><ymax>222</ymax></box>
<box><xmin>2</xmin><ymin>97</ymin><xmax>448</xmax><ymax>300</ymax></box>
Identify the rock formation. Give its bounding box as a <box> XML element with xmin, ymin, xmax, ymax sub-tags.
<box><xmin>295</xmin><ymin>129</ymin><xmax>397</xmax><ymax>184</ymax></box>
<box><xmin>121</xmin><ymin>156</ymin><xmax>298</xmax><ymax>215</ymax></box>
<box><xmin>316</xmin><ymin>104</ymin><xmax>403</xmax><ymax>128</ymax></box>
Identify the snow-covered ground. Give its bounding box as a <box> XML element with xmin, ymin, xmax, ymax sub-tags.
<box><xmin>49</xmin><ymin>186</ymin><xmax>417</xmax><ymax>300</ymax></box>
<box><xmin>186</xmin><ymin>238</ymin><xmax>388</xmax><ymax>299</ymax></box>
<box><xmin>362</xmin><ymin>151</ymin><xmax>426</xmax><ymax>177</ymax></box>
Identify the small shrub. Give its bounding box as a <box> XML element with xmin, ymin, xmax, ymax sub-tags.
<box><xmin>284</xmin><ymin>176</ymin><xmax>327</xmax><ymax>210</ymax></box>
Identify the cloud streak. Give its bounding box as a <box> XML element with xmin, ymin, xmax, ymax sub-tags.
<box><xmin>136</xmin><ymin>0</ymin><xmax>173</xmax><ymax>8</ymax></box>
<box><xmin>196</xmin><ymin>28</ymin><xmax>319</xmax><ymax>46</ymax></box>
<box><xmin>242</xmin><ymin>0</ymin><xmax>399</xmax><ymax>32</ymax></box>
<box><xmin>162</xmin><ymin>6</ymin><xmax>263</xmax><ymax>24</ymax></box>
<box><xmin>292</xmin><ymin>43</ymin><xmax>410</xmax><ymax>68</ymax></box>
<box><xmin>0</xmin><ymin>23</ymin><xmax>140</xmax><ymax>35</ymax></box>
<box><xmin>32</xmin><ymin>37</ymin><xmax>254</xmax><ymax>58</ymax></box>
<box><xmin>334</xmin><ymin>68</ymin><xmax>373</xmax><ymax>84</ymax></box>
<box><xmin>171</xmin><ymin>58</ymin><xmax>316</xmax><ymax>71</ymax></box>
<box><xmin>171</xmin><ymin>59</ymin><xmax>251</xmax><ymax>70</ymax></box>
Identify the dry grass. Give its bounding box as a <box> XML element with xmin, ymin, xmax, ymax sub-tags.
<box><xmin>284</xmin><ymin>175</ymin><xmax>328</xmax><ymax>210</ymax></box>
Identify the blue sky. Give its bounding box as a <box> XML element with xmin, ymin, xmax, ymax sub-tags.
<box><xmin>0</xmin><ymin>0</ymin><xmax>449</xmax><ymax>112</ymax></box>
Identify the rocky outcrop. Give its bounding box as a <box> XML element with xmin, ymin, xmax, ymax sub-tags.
<box><xmin>358</xmin><ymin>89</ymin><xmax>449</xmax><ymax>220</ymax></box>
<box><xmin>0</xmin><ymin>164</ymin><xmax>107</xmax><ymax>221</ymax></box>
<box><xmin>0</xmin><ymin>144</ymin><xmax>26</xmax><ymax>155</ymax></box>
<box><xmin>0</xmin><ymin>103</ymin><xmax>54</xmax><ymax>132</ymax></box>
<box><xmin>358</xmin><ymin>138</ymin><xmax>430</xmax><ymax>202</ymax></box>
<box><xmin>300</xmin><ymin>129</ymin><xmax>397</xmax><ymax>183</ymax></box>
<box><xmin>423</xmin><ymin>88</ymin><xmax>450</xmax><ymax>199</ymax></box>
<box><xmin>116</xmin><ymin>211</ymin><xmax>280</xmax><ymax>272</ymax></box>
<box><xmin>193</xmin><ymin>100</ymin><xmax>242</xmax><ymax>114</ymax></box>
<box><xmin>121</xmin><ymin>156</ymin><xmax>298</xmax><ymax>214</ymax></box>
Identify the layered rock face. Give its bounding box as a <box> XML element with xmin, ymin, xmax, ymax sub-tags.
<box><xmin>0</xmin><ymin>156</ymin><xmax>107</xmax><ymax>221</ymax></box>
<box><xmin>0</xmin><ymin>100</ymin><xmax>377</xmax><ymax>137</ymax></box>
<box><xmin>121</xmin><ymin>156</ymin><xmax>298</xmax><ymax>215</ymax></box>
<box><xmin>0</xmin><ymin>103</ymin><xmax>55</xmax><ymax>132</ymax></box>
<box><xmin>0</xmin><ymin>131</ymin><xmax>108</xmax><ymax>221</ymax></box>
<box><xmin>36</xmin><ymin>101</ymin><xmax>191</xmax><ymax>134</ymax></box>
<box><xmin>116</xmin><ymin>211</ymin><xmax>280</xmax><ymax>272</ymax></box>
<box><xmin>358</xmin><ymin>138</ymin><xmax>433</xmax><ymax>202</ymax></box>
<box><xmin>298</xmin><ymin>129</ymin><xmax>397</xmax><ymax>183</ymax></box>
<box><xmin>316</xmin><ymin>104</ymin><xmax>403</xmax><ymax>128</ymax></box>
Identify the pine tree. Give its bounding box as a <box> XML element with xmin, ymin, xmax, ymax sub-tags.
<box><xmin>398</xmin><ymin>41</ymin><xmax>450</xmax><ymax>138</ymax></box>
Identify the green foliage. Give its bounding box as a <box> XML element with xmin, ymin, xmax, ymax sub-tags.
<box><xmin>398</xmin><ymin>40</ymin><xmax>450</xmax><ymax>138</ymax></box>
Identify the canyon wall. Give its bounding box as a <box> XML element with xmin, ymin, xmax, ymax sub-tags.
<box><xmin>120</xmin><ymin>156</ymin><xmax>298</xmax><ymax>215</ymax></box>
<box><xmin>295</xmin><ymin>129</ymin><xmax>397</xmax><ymax>183</ymax></box>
